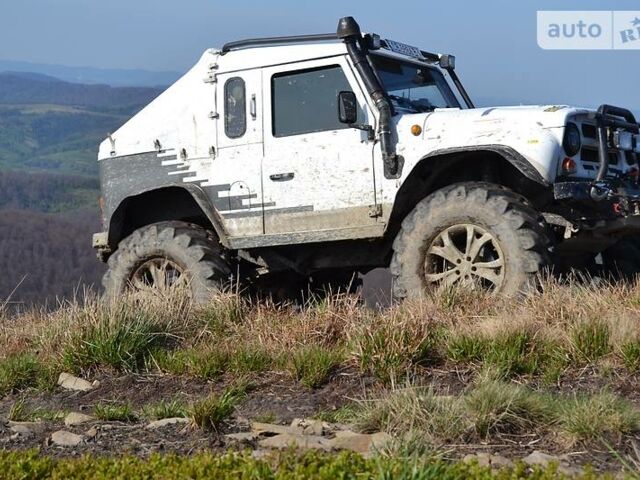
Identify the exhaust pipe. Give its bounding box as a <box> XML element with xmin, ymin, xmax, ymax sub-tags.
<box><xmin>337</xmin><ymin>17</ymin><xmax>401</xmax><ymax>178</ymax></box>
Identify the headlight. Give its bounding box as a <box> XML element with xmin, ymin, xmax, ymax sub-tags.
<box><xmin>613</xmin><ymin>130</ymin><xmax>634</xmax><ymax>151</ymax></box>
<box><xmin>563</xmin><ymin>122</ymin><xmax>581</xmax><ymax>157</ymax></box>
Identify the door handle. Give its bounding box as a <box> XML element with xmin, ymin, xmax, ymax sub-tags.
<box><xmin>269</xmin><ymin>172</ymin><xmax>295</xmax><ymax>181</ymax></box>
<box><xmin>250</xmin><ymin>94</ymin><xmax>257</xmax><ymax>120</ymax></box>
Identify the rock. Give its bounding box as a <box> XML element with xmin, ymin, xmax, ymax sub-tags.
<box><xmin>84</xmin><ymin>427</ymin><xmax>98</xmax><ymax>439</ymax></box>
<box><xmin>51</xmin><ymin>430</ymin><xmax>84</xmax><ymax>447</ymax></box>
<box><xmin>290</xmin><ymin>418</ymin><xmax>327</xmax><ymax>436</ymax></box>
<box><xmin>146</xmin><ymin>417</ymin><xmax>190</xmax><ymax>430</ymax></box>
<box><xmin>57</xmin><ymin>373</ymin><xmax>95</xmax><ymax>392</ymax></box>
<box><xmin>9</xmin><ymin>424</ymin><xmax>33</xmax><ymax>437</ymax></box>
<box><xmin>522</xmin><ymin>451</ymin><xmax>580</xmax><ymax>476</ymax></box>
<box><xmin>329</xmin><ymin>430</ymin><xmax>392</xmax><ymax>454</ymax></box>
<box><xmin>8</xmin><ymin>421</ymin><xmax>44</xmax><ymax>434</ymax></box>
<box><xmin>64</xmin><ymin>412</ymin><xmax>95</xmax><ymax>426</ymax></box>
<box><xmin>235</xmin><ymin>416</ymin><xmax>250</xmax><ymax>429</ymax></box>
<box><xmin>522</xmin><ymin>451</ymin><xmax>565</xmax><ymax>466</ymax></box>
<box><xmin>258</xmin><ymin>433</ymin><xmax>332</xmax><ymax>451</ymax></box>
<box><xmin>251</xmin><ymin>449</ymin><xmax>269</xmax><ymax>460</ymax></box>
<box><xmin>463</xmin><ymin>453</ymin><xmax>514</xmax><ymax>469</ymax></box>
<box><xmin>251</xmin><ymin>422</ymin><xmax>292</xmax><ymax>436</ymax></box>
<box><xmin>226</xmin><ymin>432</ymin><xmax>257</xmax><ymax>443</ymax></box>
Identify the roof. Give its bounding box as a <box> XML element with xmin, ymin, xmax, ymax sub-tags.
<box><xmin>213</xmin><ymin>42</ymin><xmax>349</xmax><ymax>74</ymax></box>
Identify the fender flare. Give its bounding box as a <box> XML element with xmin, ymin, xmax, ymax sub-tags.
<box><xmin>108</xmin><ymin>184</ymin><xmax>231</xmax><ymax>248</ymax></box>
<box><xmin>417</xmin><ymin>145</ymin><xmax>550</xmax><ymax>186</ymax></box>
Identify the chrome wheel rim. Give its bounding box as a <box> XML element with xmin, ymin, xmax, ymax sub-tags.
<box><xmin>423</xmin><ymin>224</ymin><xmax>505</xmax><ymax>291</ymax></box>
<box><xmin>129</xmin><ymin>258</ymin><xmax>187</xmax><ymax>294</ymax></box>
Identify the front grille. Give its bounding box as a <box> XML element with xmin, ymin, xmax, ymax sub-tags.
<box><xmin>581</xmin><ymin>123</ymin><xmax>597</xmax><ymax>139</ymax></box>
<box><xmin>580</xmin><ymin>147</ymin><xmax>619</xmax><ymax>165</ymax></box>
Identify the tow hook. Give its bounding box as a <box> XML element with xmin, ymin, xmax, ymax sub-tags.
<box><xmin>590</xmin><ymin>182</ymin><xmax>612</xmax><ymax>201</ymax></box>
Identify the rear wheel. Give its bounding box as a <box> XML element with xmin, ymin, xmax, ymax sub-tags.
<box><xmin>103</xmin><ymin>221</ymin><xmax>232</xmax><ymax>304</ymax></box>
<box><xmin>390</xmin><ymin>182</ymin><xmax>550</xmax><ymax>298</ymax></box>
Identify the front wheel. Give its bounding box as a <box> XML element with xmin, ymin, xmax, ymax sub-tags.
<box><xmin>390</xmin><ymin>183</ymin><xmax>550</xmax><ymax>298</ymax></box>
<box><xmin>102</xmin><ymin>221</ymin><xmax>232</xmax><ymax>304</ymax></box>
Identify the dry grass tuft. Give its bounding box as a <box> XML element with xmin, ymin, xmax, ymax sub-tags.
<box><xmin>2</xmin><ymin>277</ymin><xmax>640</xmax><ymax>394</ymax></box>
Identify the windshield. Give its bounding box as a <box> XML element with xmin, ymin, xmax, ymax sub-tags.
<box><xmin>370</xmin><ymin>55</ymin><xmax>461</xmax><ymax>113</ymax></box>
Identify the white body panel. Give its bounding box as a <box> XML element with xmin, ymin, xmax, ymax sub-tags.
<box><xmin>98</xmin><ymin>41</ymin><xmax>613</xmax><ymax>247</ymax></box>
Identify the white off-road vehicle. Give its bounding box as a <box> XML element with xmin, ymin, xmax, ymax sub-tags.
<box><xmin>93</xmin><ymin>17</ymin><xmax>640</xmax><ymax>302</ymax></box>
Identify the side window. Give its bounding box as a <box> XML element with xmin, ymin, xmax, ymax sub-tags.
<box><xmin>272</xmin><ymin>65</ymin><xmax>361</xmax><ymax>137</ymax></box>
<box><xmin>224</xmin><ymin>77</ymin><xmax>246</xmax><ymax>139</ymax></box>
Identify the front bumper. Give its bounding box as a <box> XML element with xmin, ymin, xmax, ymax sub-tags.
<box><xmin>554</xmin><ymin>179</ymin><xmax>640</xmax><ymax>219</ymax></box>
<box><xmin>553</xmin><ymin>104</ymin><xmax>640</xmax><ymax>216</ymax></box>
<box><xmin>92</xmin><ymin>232</ymin><xmax>111</xmax><ymax>262</ymax></box>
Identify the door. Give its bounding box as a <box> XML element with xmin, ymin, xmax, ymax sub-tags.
<box><xmin>261</xmin><ymin>56</ymin><xmax>379</xmax><ymax>238</ymax></box>
<box><xmin>208</xmin><ymin>70</ymin><xmax>264</xmax><ymax>237</ymax></box>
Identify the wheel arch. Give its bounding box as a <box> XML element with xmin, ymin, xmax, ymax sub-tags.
<box><xmin>106</xmin><ymin>185</ymin><xmax>229</xmax><ymax>251</ymax></box>
<box><xmin>385</xmin><ymin>146</ymin><xmax>552</xmax><ymax>241</ymax></box>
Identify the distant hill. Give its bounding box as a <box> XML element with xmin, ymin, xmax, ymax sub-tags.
<box><xmin>0</xmin><ymin>207</ymin><xmax>104</xmax><ymax>306</ymax></box>
<box><xmin>0</xmin><ymin>72</ymin><xmax>164</xmax><ymax>112</ymax></box>
<box><xmin>0</xmin><ymin>170</ymin><xmax>103</xmax><ymax>305</ymax></box>
<box><xmin>0</xmin><ymin>170</ymin><xmax>99</xmax><ymax>213</ymax></box>
<box><xmin>0</xmin><ymin>59</ymin><xmax>180</xmax><ymax>87</ymax></box>
<box><xmin>0</xmin><ymin>73</ymin><xmax>165</xmax><ymax>175</ymax></box>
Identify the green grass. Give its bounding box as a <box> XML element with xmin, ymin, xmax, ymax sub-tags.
<box><xmin>62</xmin><ymin>305</ymin><xmax>175</xmax><ymax>373</ymax></box>
<box><xmin>352</xmin><ymin>379</ymin><xmax>640</xmax><ymax>447</ymax></box>
<box><xmin>142</xmin><ymin>399</ymin><xmax>187</xmax><ymax>420</ymax></box>
<box><xmin>94</xmin><ymin>402</ymin><xmax>137</xmax><ymax>422</ymax></box>
<box><xmin>7</xmin><ymin>398</ymin><xmax>65</xmax><ymax>422</ymax></box>
<box><xmin>446</xmin><ymin>333</ymin><xmax>486</xmax><ymax>363</ymax></box>
<box><xmin>0</xmin><ymin>449</ymin><xmax>608</xmax><ymax>480</ymax></box>
<box><xmin>290</xmin><ymin>346</ymin><xmax>342</xmax><ymax>389</ymax></box>
<box><xmin>483</xmin><ymin>331</ymin><xmax>546</xmax><ymax>377</ymax></box>
<box><xmin>571</xmin><ymin>319</ymin><xmax>612</xmax><ymax>363</ymax></box>
<box><xmin>557</xmin><ymin>392</ymin><xmax>640</xmax><ymax>444</ymax></box>
<box><xmin>620</xmin><ymin>341</ymin><xmax>640</xmax><ymax>372</ymax></box>
<box><xmin>8</xmin><ymin>398</ymin><xmax>30</xmax><ymax>422</ymax></box>
<box><xmin>464</xmin><ymin>379</ymin><xmax>553</xmax><ymax>439</ymax></box>
<box><xmin>189</xmin><ymin>349</ymin><xmax>229</xmax><ymax>379</ymax></box>
<box><xmin>189</xmin><ymin>387</ymin><xmax>246</xmax><ymax>431</ymax></box>
<box><xmin>314</xmin><ymin>404</ymin><xmax>358</xmax><ymax>424</ymax></box>
<box><xmin>0</xmin><ymin>353</ymin><xmax>54</xmax><ymax>395</ymax></box>
<box><xmin>229</xmin><ymin>346</ymin><xmax>273</xmax><ymax>374</ymax></box>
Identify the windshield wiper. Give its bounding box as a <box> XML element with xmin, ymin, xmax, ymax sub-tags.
<box><xmin>388</xmin><ymin>94</ymin><xmax>433</xmax><ymax>113</ymax></box>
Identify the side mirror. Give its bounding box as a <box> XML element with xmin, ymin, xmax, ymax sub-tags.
<box><xmin>338</xmin><ymin>91</ymin><xmax>358</xmax><ymax>124</ymax></box>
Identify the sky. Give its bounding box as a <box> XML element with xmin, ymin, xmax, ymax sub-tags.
<box><xmin>1</xmin><ymin>0</ymin><xmax>639</xmax><ymax>111</ymax></box>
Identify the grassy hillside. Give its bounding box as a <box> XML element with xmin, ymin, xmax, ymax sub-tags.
<box><xmin>1</xmin><ymin>285</ymin><xmax>639</xmax><ymax>476</ymax></box>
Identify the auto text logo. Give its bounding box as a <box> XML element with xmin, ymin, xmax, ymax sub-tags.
<box><xmin>537</xmin><ymin>11</ymin><xmax>640</xmax><ymax>50</ymax></box>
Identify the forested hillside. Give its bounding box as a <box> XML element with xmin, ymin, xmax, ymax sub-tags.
<box><xmin>0</xmin><ymin>208</ymin><xmax>103</xmax><ymax>307</ymax></box>
<box><xmin>0</xmin><ymin>72</ymin><xmax>165</xmax><ymax>305</ymax></box>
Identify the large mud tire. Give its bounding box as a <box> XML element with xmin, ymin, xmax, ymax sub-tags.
<box><xmin>390</xmin><ymin>182</ymin><xmax>550</xmax><ymax>298</ymax></box>
<box><xmin>102</xmin><ymin>221</ymin><xmax>232</xmax><ymax>304</ymax></box>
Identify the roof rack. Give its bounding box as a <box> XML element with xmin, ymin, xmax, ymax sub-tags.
<box><xmin>221</xmin><ymin>33</ymin><xmax>339</xmax><ymax>54</ymax></box>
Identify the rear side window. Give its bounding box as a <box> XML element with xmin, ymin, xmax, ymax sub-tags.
<box><xmin>272</xmin><ymin>65</ymin><xmax>358</xmax><ymax>137</ymax></box>
<box><xmin>224</xmin><ymin>77</ymin><xmax>246</xmax><ymax>138</ymax></box>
